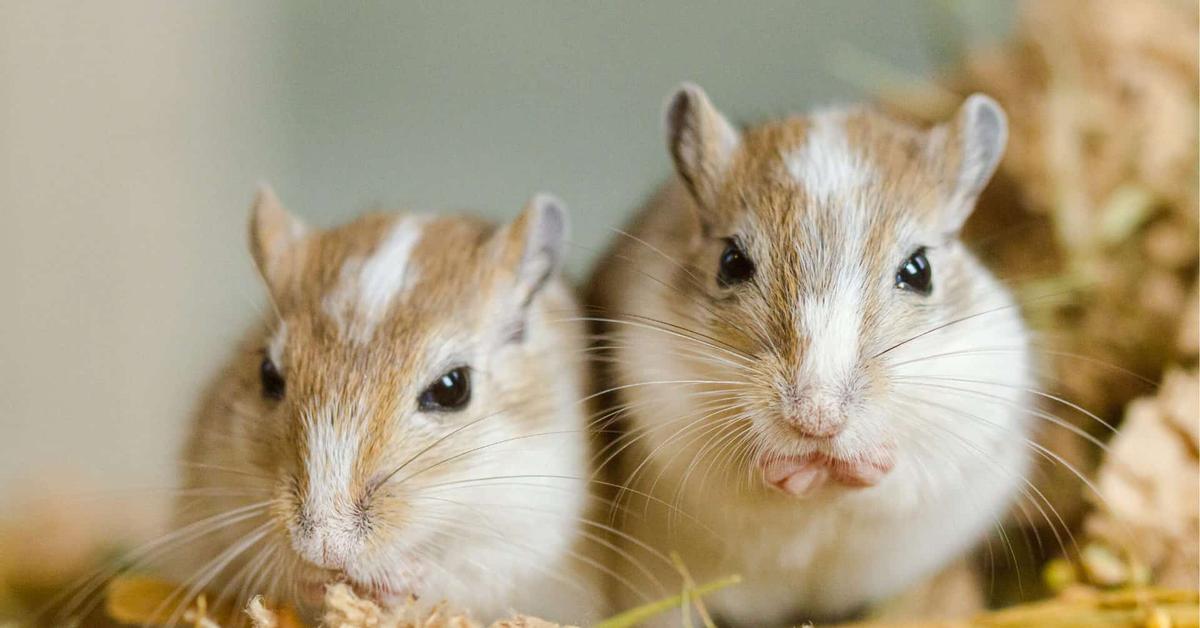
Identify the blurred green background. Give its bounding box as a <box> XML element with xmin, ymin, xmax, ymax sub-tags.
<box><xmin>0</xmin><ymin>1</ymin><xmax>1011</xmax><ymax>513</ymax></box>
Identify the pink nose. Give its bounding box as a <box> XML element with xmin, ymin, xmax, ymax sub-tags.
<box><xmin>785</xmin><ymin>419</ymin><xmax>843</xmax><ymax>439</ymax></box>
<box><xmin>784</xmin><ymin>393</ymin><xmax>846</xmax><ymax>438</ymax></box>
<box><xmin>292</xmin><ymin>528</ymin><xmax>351</xmax><ymax>569</ymax></box>
<box><xmin>292</xmin><ymin>511</ymin><xmax>361</xmax><ymax>571</ymax></box>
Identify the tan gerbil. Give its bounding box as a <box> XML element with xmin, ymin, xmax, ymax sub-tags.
<box><xmin>167</xmin><ymin>188</ymin><xmax>607</xmax><ymax>624</ymax></box>
<box><xmin>588</xmin><ymin>85</ymin><xmax>1034</xmax><ymax>625</ymax></box>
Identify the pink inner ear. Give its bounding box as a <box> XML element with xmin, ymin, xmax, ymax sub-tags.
<box><xmin>943</xmin><ymin>95</ymin><xmax>1008</xmax><ymax>232</ymax></box>
<box><xmin>666</xmin><ymin>84</ymin><xmax>740</xmax><ymax>209</ymax></box>
<box><xmin>510</xmin><ymin>195</ymin><xmax>566</xmax><ymax>308</ymax></box>
<box><xmin>250</xmin><ymin>184</ymin><xmax>308</xmax><ymax>299</ymax></box>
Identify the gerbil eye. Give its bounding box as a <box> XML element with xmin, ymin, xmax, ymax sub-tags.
<box><xmin>260</xmin><ymin>357</ymin><xmax>285</xmax><ymax>401</ymax></box>
<box><xmin>717</xmin><ymin>238</ymin><xmax>755</xmax><ymax>287</ymax></box>
<box><xmin>896</xmin><ymin>247</ymin><xmax>932</xmax><ymax>295</ymax></box>
<box><xmin>419</xmin><ymin>367</ymin><xmax>471</xmax><ymax>412</ymax></box>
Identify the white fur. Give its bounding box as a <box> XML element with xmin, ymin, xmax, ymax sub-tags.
<box><xmin>800</xmin><ymin>270</ymin><xmax>864</xmax><ymax>391</ymax></box>
<box><xmin>357</xmin><ymin>216</ymin><xmax>426</xmax><ymax>324</ymax></box>
<box><xmin>294</xmin><ymin>400</ymin><xmax>367</xmax><ymax>568</ymax></box>
<box><xmin>322</xmin><ymin>216</ymin><xmax>426</xmax><ymax>343</ymax></box>
<box><xmin>311</xmin><ymin>283</ymin><xmax>602</xmax><ymax>623</ymax></box>
<box><xmin>366</xmin><ymin>284</ymin><xmax>603</xmax><ymax>623</ymax></box>
<box><xmin>617</xmin><ymin>262</ymin><xmax>1031</xmax><ymax>624</ymax></box>
<box><xmin>301</xmin><ymin>402</ymin><xmax>363</xmax><ymax>517</ymax></box>
<box><xmin>179</xmin><ymin>211</ymin><xmax>606</xmax><ymax>625</ymax></box>
<box><xmin>607</xmin><ymin>179</ymin><xmax>1033</xmax><ymax>625</ymax></box>
<box><xmin>789</xmin><ymin>116</ymin><xmax>872</xmax><ymax>397</ymax></box>
<box><xmin>785</xmin><ymin>111</ymin><xmax>873</xmax><ymax>204</ymax></box>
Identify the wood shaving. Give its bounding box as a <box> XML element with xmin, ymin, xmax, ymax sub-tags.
<box><xmin>864</xmin><ymin>0</ymin><xmax>1199</xmax><ymax>609</ymax></box>
<box><xmin>841</xmin><ymin>587</ymin><xmax>1199</xmax><ymax>627</ymax></box>
<box><xmin>318</xmin><ymin>584</ymin><xmax>565</xmax><ymax>628</ymax></box>
<box><xmin>964</xmin><ymin>0</ymin><xmax>1198</xmax><ymax>421</ymax></box>
<box><xmin>105</xmin><ymin>575</ymin><xmax>565</xmax><ymax>628</ymax></box>
<box><xmin>247</xmin><ymin>596</ymin><xmax>281</xmax><ymax>628</ymax></box>
<box><xmin>1178</xmin><ymin>279</ymin><xmax>1199</xmax><ymax>357</ymax></box>
<box><xmin>963</xmin><ymin>0</ymin><xmax>1199</xmax><ymax>226</ymax></box>
<box><xmin>1084</xmin><ymin>367</ymin><xmax>1200</xmax><ymax>589</ymax></box>
<box><xmin>885</xmin><ymin>0</ymin><xmax>1198</xmax><ymax>426</ymax></box>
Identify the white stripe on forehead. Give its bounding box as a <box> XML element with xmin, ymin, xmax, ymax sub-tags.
<box><xmin>359</xmin><ymin>215</ymin><xmax>427</xmax><ymax>320</ymax></box>
<box><xmin>784</xmin><ymin>110</ymin><xmax>874</xmax><ymax>385</ymax></box>
<box><xmin>784</xmin><ymin>109</ymin><xmax>873</xmax><ymax>205</ymax></box>
<box><xmin>323</xmin><ymin>215</ymin><xmax>428</xmax><ymax>342</ymax></box>
<box><xmin>784</xmin><ymin>108</ymin><xmax>874</xmax><ymax>275</ymax></box>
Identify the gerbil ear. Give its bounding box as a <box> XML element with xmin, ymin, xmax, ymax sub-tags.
<box><xmin>493</xmin><ymin>194</ymin><xmax>567</xmax><ymax>342</ymax></box>
<box><xmin>940</xmin><ymin>94</ymin><xmax>1007</xmax><ymax>233</ymax></box>
<box><xmin>500</xmin><ymin>193</ymin><xmax>567</xmax><ymax>311</ymax></box>
<box><xmin>665</xmin><ymin>83</ymin><xmax>741</xmax><ymax>210</ymax></box>
<box><xmin>248</xmin><ymin>183</ymin><xmax>307</xmax><ymax>298</ymax></box>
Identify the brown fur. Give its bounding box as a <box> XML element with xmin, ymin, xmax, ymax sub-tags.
<box><xmin>171</xmin><ymin>193</ymin><xmax>606</xmax><ymax>623</ymax></box>
<box><xmin>586</xmin><ymin>88</ymin><xmax>1022</xmax><ymax>625</ymax></box>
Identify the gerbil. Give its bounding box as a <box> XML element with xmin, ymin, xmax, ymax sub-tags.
<box><xmin>587</xmin><ymin>85</ymin><xmax>1033</xmax><ymax>625</ymax></box>
<box><xmin>169</xmin><ymin>187</ymin><xmax>607</xmax><ymax>624</ymax></box>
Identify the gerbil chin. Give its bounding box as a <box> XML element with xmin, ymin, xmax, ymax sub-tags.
<box><xmin>588</xmin><ymin>84</ymin><xmax>1033</xmax><ymax>625</ymax></box>
<box><xmin>166</xmin><ymin>188</ymin><xmax>607</xmax><ymax>625</ymax></box>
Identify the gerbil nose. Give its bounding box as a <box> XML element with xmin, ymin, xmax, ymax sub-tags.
<box><xmin>784</xmin><ymin>390</ymin><xmax>847</xmax><ymax>438</ymax></box>
<box><xmin>291</xmin><ymin>508</ymin><xmax>362</xmax><ymax>570</ymax></box>
<box><xmin>319</xmin><ymin>536</ymin><xmax>349</xmax><ymax>570</ymax></box>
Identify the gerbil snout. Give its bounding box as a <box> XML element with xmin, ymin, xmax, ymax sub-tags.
<box><xmin>781</xmin><ymin>387</ymin><xmax>849</xmax><ymax>438</ymax></box>
<box><xmin>290</xmin><ymin>503</ymin><xmax>367</xmax><ymax>571</ymax></box>
<box><xmin>764</xmin><ymin>386</ymin><xmax>898</xmax><ymax>496</ymax></box>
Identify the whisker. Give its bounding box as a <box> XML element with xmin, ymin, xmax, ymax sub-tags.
<box><xmin>416</xmin><ymin>474</ymin><xmax>717</xmax><ymax>540</ymax></box>
<box><xmin>890</xmin><ymin>345</ymin><xmax>1158</xmax><ymax>387</ymax></box>
<box><xmin>45</xmin><ymin>499</ymin><xmax>273</xmax><ymax>623</ymax></box>
<box><xmin>893</xmin><ymin>391</ymin><xmax>1087</xmax><ymax>559</ymax></box>
<box><xmin>873</xmin><ymin>287</ymin><xmax>1077</xmax><ymax>360</ymax></box>
<box><xmin>569</xmin><ymin>314</ymin><xmax>756</xmax><ymax>366</ymax></box>
<box><xmin>152</xmin><ymin>520</ymin><xmax>273</xmax><ymax>627</ymax></box>
<box><xmin>894</xmin><ymin>374</ymin><xmax>1117</xmax><ymax>438</ymax></box>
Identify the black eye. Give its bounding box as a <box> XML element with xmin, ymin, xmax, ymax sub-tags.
<box><xmin>419</xmin><ymin>367</ymin><xmax>471</xmax><ymax>412</ymax></box>
<box><xmin>260</xmin><ymin>357</ymin><xmax>285</xmax><ymax>401</ymax></box>
<box><xmin>717</xmin><ymin>238</ymin><xmax>755</xmax><ymax>287</ymax></box>
<box><xmin>896</xmin><ymin>247</ymin><xmax>932</xmax><ymax>295</ymax></box>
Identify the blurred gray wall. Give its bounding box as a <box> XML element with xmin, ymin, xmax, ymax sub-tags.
<box><xmin>0</xmin><ymin>2</ymin><xmax>1011</xmax><ymax>510</ymax></box>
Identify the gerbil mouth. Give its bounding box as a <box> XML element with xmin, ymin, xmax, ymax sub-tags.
<box><xmin>759</xmin><ymin>452</ymin><xmax>894</xmax><ymax>497</ymax></box>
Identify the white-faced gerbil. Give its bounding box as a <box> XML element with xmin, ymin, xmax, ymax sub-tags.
<box><xmin>166</xmin><ymin>187</ymin><xmax>608</xmax><ymax>624</ymax></box>
<box><xmin>587</xmin><ymin>84</ymin><xmax>1034</xmax><ymax>625</ymax></box>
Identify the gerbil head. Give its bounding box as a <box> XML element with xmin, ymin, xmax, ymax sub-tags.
<box><xmin>233</xmin><ymin>187</ymin><xmax>574</xmax><ymax>605</ymax></box>
<box><xmin>655</xmin><ymin>84</ymin><xmax>1023</xmax><ymax>496</ymax></box>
